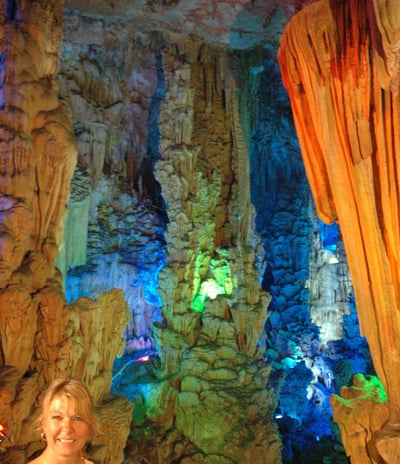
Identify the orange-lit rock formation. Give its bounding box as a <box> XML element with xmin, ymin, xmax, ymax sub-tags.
<box><xmin>0</xmin><ymin>1</ymin><xmax>132</xmax><ymax>463</ymax></box>
<box><xmin>279</xmin><ymin>0</ymin><xmax>400</xmax><ymax>462</ymax></box>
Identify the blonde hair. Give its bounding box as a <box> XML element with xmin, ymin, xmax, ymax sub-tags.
<box><xmin>36</xmin><ymin>379</ymin><xmax>99</xmax><ymax>441</ymax></box>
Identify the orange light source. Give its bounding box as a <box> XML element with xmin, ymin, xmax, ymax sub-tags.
<box><xmin>0</xmin><ymin>422</ymin><xmax>7</xmax><ymax>441</ymax></box>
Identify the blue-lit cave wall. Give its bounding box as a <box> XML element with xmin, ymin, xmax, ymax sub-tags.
<box><xmin>250</xmin><ymin>48</ymin><xmax>374</xmax><ymax>463</ymax></box>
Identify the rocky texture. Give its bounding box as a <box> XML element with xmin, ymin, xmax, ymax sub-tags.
<box><xmin>55</xmin><ymin>5</ymin><xmax>292</xmax><ymax>461</ymax></box>
<box><xmin>56</xmin><ymin>21</ymin><xmax>167</xmax><ymax>350</ymax></box>
<box><xmin>147</xmin><ymin>38</ymin><xmax>281</xmax><ymax>463</ymax></box>
<box><xmin>0</xmin><ymin>0</ymin><xmax>384</xmax><ymax>462</ymax></box>
<box><xmin>251</xmin><ymin>51</ymin><xmax>373</xmax><ymax>463</ymax></box>
<box><xmin>279</xmin><ymin>0</ymin><xmax>400</xmax><ymax>462</ymax></box>
<box><xmin>63</xmin><ymin>0</ymin><xmax>300</xmax><ymax>50</ymax></box>
<box><xmin>0</xmin><ymin>1</ymin><xmax>288</xmax><ymax>462</ymax></box>
<box><xmin>0</xmin><ymin>1</ymin><xmax>132</xmax><ymax>463</ymax></box>
<box><xmin>331</xmin><ymin>374</ymin><xmax>390</xmax><ymax>464</ymax></box>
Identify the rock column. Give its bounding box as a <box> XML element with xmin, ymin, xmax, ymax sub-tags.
<box><xmin>0</xmin><ymin>2</ymin><xmax>132</xmax><ymax>463</ymax></box>
<box><xmin>150</xmin><ymin>37</ymin><xmax>281</xmax><ymax>463</ymax></box>
<box><xmin>279</xmin><ymin>0</ymin><xmax>400</xmax><ymax>462</ymax></box>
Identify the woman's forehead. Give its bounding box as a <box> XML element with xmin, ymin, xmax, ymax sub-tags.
<box><xmin>48</xmin><ymin>395</ymin><xmax>77</xmax><ymax>412</ymax></box>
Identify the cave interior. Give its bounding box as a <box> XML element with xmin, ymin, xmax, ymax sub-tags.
<box><xmin>0</xmin><ymin>0</ymin><xmax>399</xmax><ymax>463</ymax></box>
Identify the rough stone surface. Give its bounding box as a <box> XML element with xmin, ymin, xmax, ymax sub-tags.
<box><xmin>0</xmin><ymin>1</ymin><xmax>132</xmax><ymax>463</ymax></box>
<box><xmin>279</xmin><ymin>0</ymin><xmax>400</xmax><ymax>462</ymax></box>
<box><xmin>0</xmin><ymin>0</ymin><xmax>391</xmax><ymax>462</ymax></box>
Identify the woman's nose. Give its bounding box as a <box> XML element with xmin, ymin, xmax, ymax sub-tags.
<box><xmin>61</xmin><ymin>418</ymin><xmax>74</xmax><ymax>431</ymax></box>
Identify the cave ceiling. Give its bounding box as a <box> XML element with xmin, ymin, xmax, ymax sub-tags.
<box><xmin>62</xmin><ymin>0</ymin><xmax>313</xmax><ymax>49</ymax></box>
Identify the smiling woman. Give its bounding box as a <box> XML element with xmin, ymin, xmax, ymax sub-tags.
<box><xmin>29</xmin><ymin>379</ymin><xmax>99</xmax><ymax>464</ymax></box>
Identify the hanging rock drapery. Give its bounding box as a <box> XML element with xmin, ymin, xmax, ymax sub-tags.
<box><xmin>279</xmin><ymin>1</ymin><xmax>400</xmax><ymax>462</ymax></box>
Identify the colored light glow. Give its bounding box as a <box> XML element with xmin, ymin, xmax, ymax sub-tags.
<box><xmin>274</xmin><ymin>404</ymin><xmax>283</xmax><ymax>419</ymax></box>
<box><xmin>353</xmin><ymin>374</ymin><xmax>388</xmax><ymax>403</ymax></box>
<box><xmin>0</xmin><ymin>423</ymin><xmax>7</xmax><ymax>442</ymax></box>
<box><xmin>201</xmin><ymin>280</ymin><xmax>224</xmax><ymax>299</ymax></box>
<box><xmin>319</xmin><ymin>220</ymin><xmax>339</xmax><ymax>253</ymax></box>
<box><xmin>191</xmin><ymin>255</ymin><xmax>233</xmax><ymax>312</ymax></box>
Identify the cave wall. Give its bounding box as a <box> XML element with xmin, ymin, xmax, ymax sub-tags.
<box><xmin>150</xmin><ymin>37</ymin><xmax>281</xmax><ymax>464</ymax></box>
<box><xmin>0</xmin><ymin>0</ymin><xmax>390</xmax><ymax>462</ymax></box>
<box><xmin>252</xmin><ymin>50</ymin><xmax>373</xmax><ymax>463</ymax></box>
<box><xmin>56</xmin><ymin>5</ymin><xmax>372</xmax><ymax>461</ymax></box>
<box><xmin>57</xmin><ymin>10</ymin><xmax>284</xmax><ymax>459</ymax></box>
<box><xmin>58</xmin><ymin>14</ymin><xmax>167</xmax><ymax>350</ymax></box>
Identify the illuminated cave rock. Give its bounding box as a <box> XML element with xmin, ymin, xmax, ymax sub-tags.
<box><xmin>252</xmin><ymin>52</ymin><xmax>373</xmax><ymax>463</ymax></box>
<box><xmin>130</xmin><ymin>38</ymin><xmax>281</xmax><ymax>463</ymax></box>
<box><xmin>55</xmin><ymin>9</ymin><xmax>288</xmax><ymax>461</ymax></box>
<box><xmin>279</xmin><ymin>0</ymin><xmax>400</xmax><ymax>462</ymax></box>
<box><xmin>56</xmin><ymin>25</ymin><xmax>168</xmax><ymax>350</ymax></box>
<box><xmin>0</xmin><ymin>0</ymin><xmax>390</xmax><ymax>463</ymax></box>
<box><xmin>0</xmin><ymin>1</ymin><xmax>134</xmax><ymax>462</ymax></box>
<box><xmin>0</xmin><ymin>1</ymin><xmax>285</xmax><ymax>462</ymax></box>
<box><xmin>330</xmin><ymin>374</ymin><xmax>390</xmax><ymax>464</ymax></box>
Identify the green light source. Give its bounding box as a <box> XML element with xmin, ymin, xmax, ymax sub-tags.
<box><xmin>191</xmin><ymin>256</ymin><xmax>233</xmax><ymax>312</ymax></box>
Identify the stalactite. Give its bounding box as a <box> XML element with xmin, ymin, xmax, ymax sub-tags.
<box><xmin>279</xmin><ymin>0</ymin><xmax>400</xmax><ymax>462</ymax></box>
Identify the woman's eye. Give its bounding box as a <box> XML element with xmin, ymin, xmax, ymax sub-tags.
<box><xmin>72</xmin><ymin>416</ymin><xmax>83</xmax><ymax>421</ymax></box>
<box><xmin>51</xmin><ymin>415</ymin><xmax>62</xmax><ymax>420</ymax></box>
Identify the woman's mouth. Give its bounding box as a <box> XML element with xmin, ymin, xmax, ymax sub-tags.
<box><xmin>58</xmin><ymin>438</ymin><xmax>75</xmax><ymax>443</ymax></box>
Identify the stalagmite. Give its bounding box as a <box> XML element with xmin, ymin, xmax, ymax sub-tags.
<box><xmin>151</xmin><ymin>38</ymin><xmax>281</xmax><ymax>463</ymax></box>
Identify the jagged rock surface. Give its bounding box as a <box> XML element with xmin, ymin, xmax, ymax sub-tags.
<box><xmin>279</xmin><ymin>0</ymin><xmax>400</xmax><ymax>462</ymax></box>
<box><xmin>0</xmin><ymin>0</ymin><xmax>289</xmax><ymax>462</ymax></box>
<box><xmin>0</xmin><ymin>1</ymin><xmax>132</xmax><ymax>463</ymax></box>
<box><xmin>150</xmin><ymin>38</ymin><xmax>281</xmax><ymax>463</ymax></box>
<box><xmin>0</xmin><ymin>0</ymin><xmax>389</xmax><ymax>462</ymax></box>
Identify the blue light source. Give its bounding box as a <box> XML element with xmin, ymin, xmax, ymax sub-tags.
<box><xmin>319</xmin><ymin>221</ymin><xmax>339</xmax><ymax>254</ymax></box>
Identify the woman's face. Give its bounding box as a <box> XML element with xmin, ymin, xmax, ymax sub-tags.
<box><xmin>43</xmin><ymin>395</ymin><xmax>90</xmax><ymax>459</ymax></box>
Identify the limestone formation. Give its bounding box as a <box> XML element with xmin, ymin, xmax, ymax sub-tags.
<box><xmin>55</xmin><ymin>8</ymin><xmax>284</xmax><ymax>460</ymax></box>
<box><xmin>148</xmin><ymin>38</ymin><xmax>281</xmax><ymax>463</ymax></box>
<box><xmin>0</xmin><ymin>1</ymin><xmax>132</xmax><ymax>463</ymax></box>
<box><xmin>279</xmin><ymin>0</ymin><xmax>400</xmax><ymax>462</ymax></box>
<box><xmin>0</xmin><ymin>0</ymin><xmax>285</xmax><ymax>461</ymax></box>
<box><xmin>330</xmin><ymin>374</ymin><xmax>393</xmax><ymax>464</ymax></box>
<box><xmin>2</xmin><ymin>0</ymin><xmax>387</xmax><ymax>461</ymax></box>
